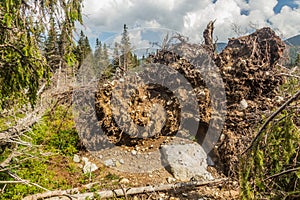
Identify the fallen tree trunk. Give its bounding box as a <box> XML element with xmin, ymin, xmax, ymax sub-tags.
<box><xmin>0</xmin><ymin>107</ymin><xmax>44</xmax><ymax>142</ymax></box>
<box><xmin>22</xmin><ymin>178</ymin><xmax>228</xmax><ymax>200</ymax></box>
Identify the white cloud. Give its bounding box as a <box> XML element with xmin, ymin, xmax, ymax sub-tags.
<box><xmin>112</xmin><ymin>30</ymin><xmax>151</xmax><ymax>49</ymax></box>
<box><xmin>81</xmin><ymin>0</ymin><xmax>300</xmax><ymax>43</ymax></box>
<box><xmin>269</xmin><ymin>6</ymin><xmax>300</xmax><ymax>38</ymax></box>
<box><xmin>248</xmin><ymin>0</ymin><xmax>277</xmax><ymax>18</ymax></box>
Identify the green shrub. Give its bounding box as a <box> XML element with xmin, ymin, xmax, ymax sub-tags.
<box><xmin>240</xmin><ymin>109</ymin><xmax>300</xmax><ymax>199</ymax></box>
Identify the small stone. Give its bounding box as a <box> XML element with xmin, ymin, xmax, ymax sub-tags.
<box><xmin>119</xmin><ymin>178</ymin><xmax>130</xmax><ymax>184</ymax></box>
<box><xmin>167</xmin><ymin>177</ymin><xmax>176</xmax><ymax>183</ymax></box>
<box><xmin>182</xmin><ymin>193</ymin><xmax>188</xmax><ymax>197</ymax></box>
<box><xmin>275</xmin><ymin>96</ymin><xmax>284</xmax><ymax>103</ymax></box>
<box><xmin>131</xmin><ymin>150</ymin><xmax>137</xmax><ymax>155</ymax></box>
<box><xmin>73</xmin><ymin>154</ymin><xmax>80</xmax><ymax>163</ymax></box>
<box><xmin>119</xmin><ymin>159</ymin><xmax>125</xmax><ymax>164</ymax></box>
<box><xmin>240</xmin><ymin>99</ymin><xmax>248</xmax><ymax>109</ymax></box>
<box><xmin>149</xmin><ymin>174</ymin><xmax>153</xmax><ymax>178</ymax></box>
<box><xmin>115</xmin><ymin>161</ymin><xmax>121</xmax><ymax>167</ymax></box>
<box><xmin>82</xmin><ymin>157</ymin><xmax>89</xmax><ymax>163</ymax></box>
<box><xmin>83</xmin><ymin>162</ymin><xmax>98</xmax><ymax>174</ymax></box>
<box><xmin>159</xmin><ymin>193</ymin><xmax>166</xmax><ymax>198</ymax></box>
<box><xmin>104</xmin><ymin>159</ymin><xmax>115</xmax><ymax>167</ymax></box>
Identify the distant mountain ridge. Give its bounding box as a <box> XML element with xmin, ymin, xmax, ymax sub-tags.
<box><xmin>285</xmin><ymin>34</ymin><xmax>300</xmax><ymax>46</ymax></box>
<box><xmin>216</xmin><ymin>42</ymin><xmax>227</xmax><ymax>53</ymax></box>
<box><xmin>283</xmin><ymin>34</ymin><xmax>300</xmax><ymax>66</ymax></box>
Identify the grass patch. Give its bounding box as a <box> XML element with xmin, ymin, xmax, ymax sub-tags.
<box><xmin>0</xmin><ymin>105</ymin><xmax>84</xmax><ymax>199</ymax></box>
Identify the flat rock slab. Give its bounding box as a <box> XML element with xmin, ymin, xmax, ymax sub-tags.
<box><xmin>160</xmin><ymin>143</ymin><xmax>213</xmax><ymax>181</ymax></box>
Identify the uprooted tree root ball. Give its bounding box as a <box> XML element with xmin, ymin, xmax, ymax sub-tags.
<box><xmin>95</xmin><ymin>23</ymin><xmax>286</xmax><ymax>176</ymax></box>
<box><xmin>215</xmin><ymin>27</ymin><xmax>286</xmax><ymax>175</ymax></box>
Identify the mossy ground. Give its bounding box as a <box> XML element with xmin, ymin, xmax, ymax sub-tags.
<box><xmin>0</xmin><ymin>105</ymin><xmax>121</xmax><ymax>200</ymax></box>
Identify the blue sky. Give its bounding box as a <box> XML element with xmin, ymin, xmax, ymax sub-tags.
<box><xmin>274</xmin><ymin>0</ymin><xmax>298</xmax><ymax>13</ymax></box>
<box><xmin>80</xmin><ymin>0</ymin><xmax>300</xmax><ymax>49</ymax></box>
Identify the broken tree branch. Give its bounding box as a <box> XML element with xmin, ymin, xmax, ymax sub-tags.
<box><xmin>23</xmin><ymin>178</ymin><xmax>228</xmax><ymax>200</ymax></box>
<box><xmin>0</xmin><ymin>151</ymin><xmax>20</xmax><ymax>168</ymax></box>
<box><xmin>264</xmin><ymin>166</ymin><xmax>300</xmax><ymax>181</ymax></box>
<box><xmin>0</xmin><ymin>108</ymin><xmax>44</xmax><ymax>142</ymax></box>
<box><xmin>203</xmin><ymin>20</ymin><xmax>216</xmax><ymax>54</ymax></box>
<box><xmin>0</xmin><ymin>181</ymin><xmax>25</xmax><ymax>184</ymax></box>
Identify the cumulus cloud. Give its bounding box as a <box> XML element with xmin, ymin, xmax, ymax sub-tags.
<box><xmin>269</xmin><ymin>5</ymin><xmax>300</xmax><ymax>38</ymax></box>
<box><xmin>111</xmin><ymin>29</ymin><xmax>151</xmax><ymax>50</ymax></box>
<box><xmin>81</xmin><ymin>0</ymin><xmax>300</xmax><ymax>44</ymax></box>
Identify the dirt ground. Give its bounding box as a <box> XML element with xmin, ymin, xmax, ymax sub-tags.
<box><xmin>46</xmin><ymin>134</ymin><xmax>239</xmax><ymax>200</ymax></box>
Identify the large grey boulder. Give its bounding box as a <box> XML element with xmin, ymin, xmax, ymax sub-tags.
<box><xmin>160</xmin><ymin>143</ymin><xmax>213</xmax><ymax>181</ymax></box>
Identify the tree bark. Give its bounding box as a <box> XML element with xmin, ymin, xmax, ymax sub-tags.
<box><xmin>203</xmin><ymin>20</ymin><xmax>216</xmax><ymax>54</ymax></box>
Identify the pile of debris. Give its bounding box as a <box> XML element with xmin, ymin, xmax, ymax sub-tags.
<box><xmin>94</xmin><ymin>22</ymin><xmax>286</xmax><ymax>175</ymax></box>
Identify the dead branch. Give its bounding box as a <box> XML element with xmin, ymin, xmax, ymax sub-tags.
<box><xmin>0</xmin><ymin>107</ymin><xmax>44</xmax><ymax>143</ymax></box>
<box><xmin>1</xmin><ymin>166</ymin><xmax>50</xmax><ymax>192</ymax></box>
<box><xmin>22</xmin><ymin>188</ymin><xmax>79</xmax><ymax>200</ymax></box>
<box><xmin>203</xmin><ymin>20</ymin><xmax>216</xmax><ymax>53</ymax></box>
<box><xmin>0</xmin><ymin>181</ymin><xmax>25</xmax><ymax>184</ymax></box>
<box><xmin>280</xmin><ymin>73</ymin><xmax>300</xmax><ymax>79</ymax></box>
<box><xmin>0</xmin><ymin>151</ymin><xmax>20</xmax><ymax>168</ymax></box>
<box><xmin>264</xmin><ymin>166</ymin><xmax>300</xmax><ymax>181</ymax></box>
<box><xmin>22</xmin><ymin>178</ymin><xmax>227</xmax><ymax>200</ymax></box>
<box><xmin>243</xmin><ymin>90</ymin><xmax>300</xmax><ymax>154</ymax></box>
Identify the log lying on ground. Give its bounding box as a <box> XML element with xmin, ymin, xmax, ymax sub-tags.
<box><xmin>0</xmin><ymin>107</ymin><xmax>44</xmax><ymax>142</ymax></box>
<box><xmin>22</xmin><ymin>178</ymin><xmax>228</xmax><ymax>200</ymax></box>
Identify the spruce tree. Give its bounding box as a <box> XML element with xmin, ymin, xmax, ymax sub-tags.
<box><xmin>94</xmin><ymin>39</ymin><xmax>102</xmax><ymax>63</ymax></box>
<box><xmin>120</xmin><ymin>24</ymin><xmax>131</xmax><ymax>71</ymax></box>
<box><xmin>0</xmin><ymin>0</ymin><xmax>83</xmax><ymax>108</ymax></box>
<box><xmin>44</xmin><ymin>17</ymin><xmax>60</xmax><ymax>72</ymax></box>
<box><xmin>74</xmin><ymin>31</ymin><xmax>92</xmax><ymax>69</ymax></box>
<box><xmin>102</xmin><ymin>43</ymin><xmax>110</xmax><ymax>69</ymax></box>
<box><xmin>113</xmin><ymin>42</ymin><xmax>120</xmax><ymax>70</ymax></box>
